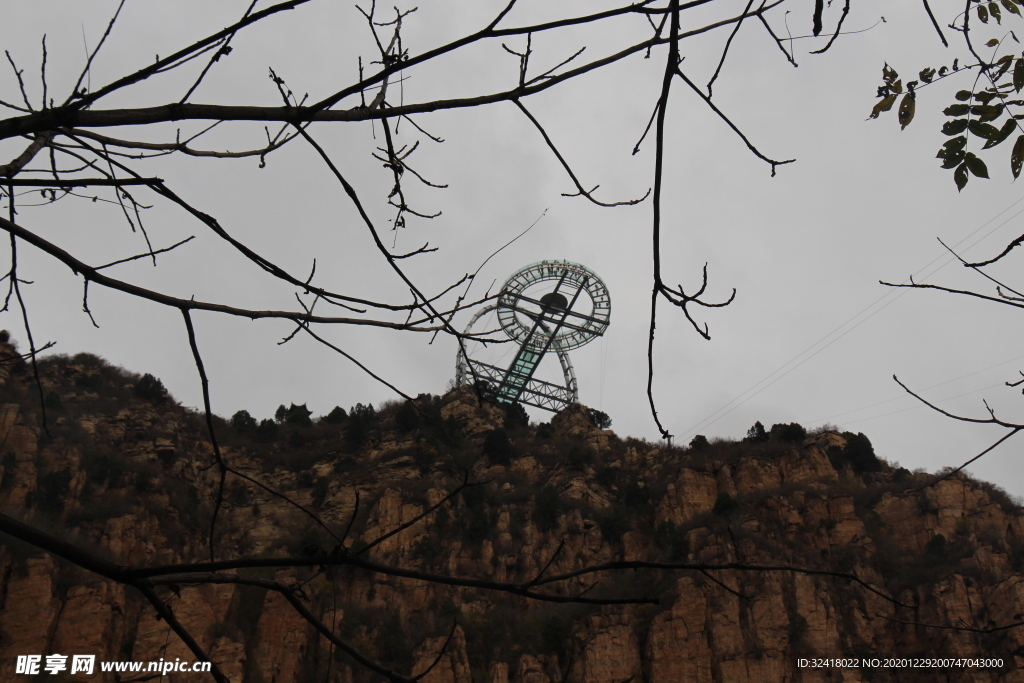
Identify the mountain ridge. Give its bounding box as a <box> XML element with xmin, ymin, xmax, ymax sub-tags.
<box><xmin>0</xmin><ymin>340</ymin><xmax>1022</xmax><ymax>682</ymax></box>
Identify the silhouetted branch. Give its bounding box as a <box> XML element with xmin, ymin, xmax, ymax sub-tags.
<box><xmin>137</xmin><ymin>584</ymin><xmax>230</xmax><ymax>683</ymax></box>
<box><xmin>527</xmin><ymin>538</ymin><xmax>566</xmax><ymax>588</ymax></box>
<box><xmin>67</xmin><ymin>0</ymin><xmax>127</xmax><ymax>104</ymax></box>
<box><xmin>707</xmin><ymin>0</ymin><xmax>755</xmax><ymax>96</ymax></box>
<box><xmin>5</xmin><ymin>187</ymin><xmax>48</xmax><ymax>436</ymax></box>
<box><xmin>675</xmin><ymin>68</ymin><xmax>795</xmax><ymax>175</ymax></box>
<box><xmin>392</xmin><ymin>242</ymin><xmax>438</xmax><ymax>259</ymax></box>
<box><xmin>809</xmin><ymin>0</ymin><xmax>851</xmax><ymax>54</ymax></box>
<box><xmin>179</xmin><ymin>1</ymin><xmax>256</xmax><ymax>104</ymax></box>
<box><xmin>880</xmin><ymin>278</ymin><xmax>1024</xmax><ymax>311</ymax></box>
<box><xmin>65</xmin><ymin>127</ymin><xmax>302</xmax><ymax>160</ymax></box>
<box><xmin>155</xmin><ymin>570</ymin><xmax>413</xmax><ymax>681</ymax></box>
<box><xmin>964</xmin><ymin>231</ymin><xmax>1024</xmax><ymax>268</ymax></box>
<box><xmin>0</xmin><ymin>133</ymin><xmax>54</xmax><ymax>178</ymax></box>
<box><xmin>911</xmin><ymin>428</ymin><xmax>1022</xmax><ymax>492</ymax></box>
<box><xmin>0</xmin><ymin>1</ymin><xmax>789</xmax><ymax>143</ymax></box>
<box><xmin>920</xmin><ymin>0</ymin><xmax>949</xmax><ymax>48</ymax></box>
<box><xmin>0</xmin><ymin>213</ymin><xmax>477</xmax><ymax>330</ymax></box>
<box><xmin>95</xmin><ymin>235</ymin><xmax>195</xmax><ymax>270</ymax></box>
<box><xmin>2</xmin><ymin>177</ymin><xmax>161</xmax><ymax>186</ymax></box>
<box><xmin>181</xmin><ymin>309</ymin><xmax>227</xmax><ymax>562</ymax></box>
<box><xmin>515</xmin><ymin>99</ymin><xmax>651</xmax><ymax>207</ymax></box>
<box><xmin>411</xmin><ymin>620</ymin><xmax>458</xmax><ymax>681</ymax></box>
<box><xmin>757</xmin><ymin>10</ymin><xmax>798</xmax><ymax>67</ymax></box>
<box><xmin>877</xmin><ymin>613</ymin><xmax>1024</xmax><ymax>633</ymax></box>
<box><xmin>356</xmin><ymin>471</ymin><xmax>474</xmax><ymax>557</ymax></box>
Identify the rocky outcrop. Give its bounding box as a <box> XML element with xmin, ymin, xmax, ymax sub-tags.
<box><xmin>440</xmin><ymin>386</ymin><xmax>506</xmax><ymax>436</ymax></box>
<box><xmin>1</xmin><ymin>346</ymin><xmax>1023</xmax><ymax>682</ymax></box>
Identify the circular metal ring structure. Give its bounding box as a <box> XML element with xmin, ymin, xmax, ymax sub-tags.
<box><xmin>455</xmin><ymin>260</ymin><xmax>610</xmax><ymax>413</ymax></box>
<box><xmin>497</xmin><ymin>260</ymin><xmax>611</xmax><ymax>352</ymax></box>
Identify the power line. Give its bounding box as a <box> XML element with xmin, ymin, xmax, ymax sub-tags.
<box><xmin>840</xmin><ymin>380</ymin><xmax>1009</xmax><ymax>427</ymax></box>
<box><xmin>805</xmin><ymin>352</ymin><xmax>1024</xmax><ymax>425</ymax></box>
<box><xmin>678</xmin><ymin>192</ymin><xmax>1024</xmax><ymax>440</ymax></box>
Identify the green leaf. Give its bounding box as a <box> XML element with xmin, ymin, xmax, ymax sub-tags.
<box><xmin>972</xmin><ymin>103</ymin><xmax>1005</xmax><ymax>121</ymax></box>
<box><xmin>869</xmin><ymin>95</ymin><xmax>897</xmax><ymax>119</ymax></box>
<box><xmin>983</xmin><ymin>118</ymin><xmax>1017</xmax><ymax>148</ymax></box>
<box><xmin>969</xmin><ymin>120</ymin><xmax>1002</xmax><ymax>138</ymax></box>
<box><xmin>944</xmin><ymin>104</ymin><xmax>971</xmax><ymax>116</ymax></box>
<box><xmin>979</xmin><ymin>4</ymin><xmax>990</xmax><ymax>21</ymax></box>
<box><xmin>892</xmin><ymin>79</ymin><xmax>903</xmax><ymax>94</ymax></box>
<box><xmin>955</xmin><ymin>162</ymin><xmax>970</xmax><ymax>191</ymax></box>
<box><xmin>1011</xmin><ymin>135</ymin><xmax>1024</xmax><ymax>177</ymax></box>
<box><xmin>991</xmin><ymin>1</ymin><xmax>1003</xmax><ymax>22</ymax></box>
<box><xmin>1014</xmin><ymin>59</ymin><xmax>1024</xmax><ymax>92</ymax></box>
<box><xmin>974</xmin><ymin>91</ymin><xmax>998</xmax><ymax>103</ymax></box>
<box><xmin>920</xmin><ymin>67</ymin><xmax>937</xmax><ymax>83</ymax></box>
<box><xmin>995</xmin><ymin>55</ymin><xmax>1015</xmax><ymax>79</ymax></box>
<box><xmin>940</xmin><ymin>149</ymin><xmax>967</xmax><ymax>168</ymax></box>
<box><xmin>987</xmin><ymin>38</ymin><xmax>1001</xmax><ymax>46</ymax></box>
<box><xmin>942</xmin><ymin>135</ymin><xmax>969</xmax><ymax>153</ymax></box>
<box><xmin>898</xmin><ymin>94</ymin><xmax>916</xmax><ymax>129</ymax></box>
<box><xmin>965</xmin><ymin>152</ymin><xmax>990</xmax><ymax>177</ymax></box>
<box><xmin>956</xmin><ymin>90</ymin><xmax>973</xmax><ymax>101</ymax></box>
<box><xmin>942</xmin><ymin>119</ymin><xmax>970</xmax><ymax>134</ymax></box>
<box><xmin>1005</xmin><ymin>0</ymin><xmax>1022</xmax><ymax>14</ymax></box>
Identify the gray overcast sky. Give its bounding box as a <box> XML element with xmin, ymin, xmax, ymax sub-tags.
<box><xmin>3</xmin><ymin>0</ymin><xmax>1023</xmax><ymax>497</ymax></box>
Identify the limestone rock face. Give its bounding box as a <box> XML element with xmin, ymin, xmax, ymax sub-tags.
<box><xmin>1</xmin><ymin>352</ymin><xmax>1023</xmax><ymax>683</ymax></box>
<box><xmin>0</xmin><ymin>555</ymin><xmax>61</xmax><ymax>681</ymax></box>
<box><xmin>576</xmin><ymin>613</ymin><xmax>642</xmax><ymax>683</ymax></box>
<box><xmin>440</xmin><ymin>386</ymin><xmax>506</xmax><ymax>436</ymax></box>
<box><xmin>253</xmin><ymin>572</ymin><xmax>313</xmax><ymax>683</ymax></box>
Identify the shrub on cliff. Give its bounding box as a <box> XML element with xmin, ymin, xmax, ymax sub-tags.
<box><xmin>134</xmin><ymin>373</ymin><xmax>167</xmax><ymax>404</ymax></box>
<box><xmin>713</xmin><ymin>492</ymin><xmax>740</xmax><ymax>516</ymax></box>
<box><xmin>503</xmin><ymin>401</ymin><xmax>530</xmax><ymax>431</ymax></box>
<box><xmin>344</xmin><ymin>403</ymin><xmax>377</xmax><ymax>450</ymax></box>
<box><xmin>482</xmin><ymin>428</ymin><xmax>513</xmax><ymax>466</ymax></box>
<box><xmin>230</xmin><ymin>410</ymin><xmax>257</xmax><ymax>432</ymax></box>
<box><xmin>458</xmin><ymin>484</ymin><xmax>491</xmax><ymax>542</ymax></box>
<box><xmin>745</xmin><ymin>421</ymin><xmax>768</xmax><ymax>443</ymax></box>
<box><xmin>594</xmin><ymin>505</ymin><xmax>630</xmax><ymax>543</ymax></box>
<box><xmin>395</xmin><ymin>401</ymin><xmax>419</xmax><ymax>432</ymax></box>
<box><xmin>587</xmin><ymin>408</ymin><xmax>612</xmax><ymax>429</ymax></box>
<box><xmin>323</xmin><ymin>406</ymin><xmax>348</xmax><ymax>425</ymax></box>
<box><xmin>535</xmin><ymin>422</ymin><xmax>554</xmax><ymax>440</ymax></box>
<box><xmin>534</xmin><ymin>484</ymin><xmax>564</xmax><ymax>532</ymax></box>
<box><xmin>254</xmin><ymin>418</ymin><xmax>278</xmax><ymax>443</ymax></box>
<box><xmin>565</xmin><ymin>443</ymin><xmax>594</xmax><ymax>470</ymax></box>
<box><xmin>829</xmin><ymin>431</ymin><xmax>881</xmax><ymax>473</ymax></box>
<box><xmin>770</xmin><ymin>422</ymin><xmax>806</xmax><ymax>442</ymax></box>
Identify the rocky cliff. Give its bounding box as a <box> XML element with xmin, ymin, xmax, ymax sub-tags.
<box><xmin>0</xmin><ymin>342</ymin><xmax>1022</xmax><ymax>682</ymax></box>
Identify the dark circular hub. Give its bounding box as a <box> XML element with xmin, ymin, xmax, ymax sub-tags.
<box><xmin>540</xmin><ymin>291</ymin><xmax>569</xmax><ymax>311</ymax></box>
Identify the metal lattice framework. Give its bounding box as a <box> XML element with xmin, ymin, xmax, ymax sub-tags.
<box><xmin>455</xmin><ymin>260</ymin><xmax>610</xmax><ymax>412</ymax></box>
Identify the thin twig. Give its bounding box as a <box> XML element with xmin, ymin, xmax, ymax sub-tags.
<box><xmin>514</xmin><ymin>99</ymin><xmax>650</xmax><ymax>207</ymax></box>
